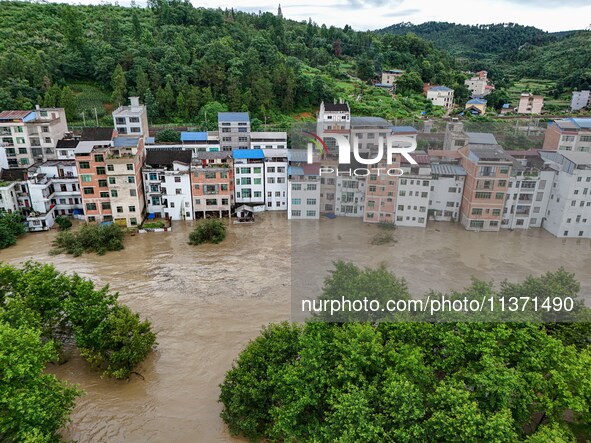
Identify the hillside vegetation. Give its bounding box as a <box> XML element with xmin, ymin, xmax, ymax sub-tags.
<box><xmin>0</xmin><ymin>0</ymin><xmax>466</xmax><ymax>125</ymax></box>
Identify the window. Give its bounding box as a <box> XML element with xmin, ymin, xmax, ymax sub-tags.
<box><xmin>117</xmin><ymin>206</ymin><xmax>123</xmax><ymax>213</ymax></box>
<box><xmin>253</xmin><ymin>167</ymin><xmax>261</xmax><ymax>174</ymax></box>
<box><xmin>499</xmin><ymin>167</ymin><xmax>509</xmax><ymax>174</ymax></box>
<box><xmin>79</xmin><ymin>161</ymin><xmax>90</xmax><ymax>169</ymax></box>
<box><xmin>254</xmin><ymin>178</ymin><xmax>261</xmax><ymax>185</ymax></box>
<box><xmin>130</xmin><ymin>127</ymin><xmax>140</xmax><ymax>133</ymax></box>
<box><xmin>306</xmin><ymin>210</ymin><xmax>316</xmax><ymax>217</ymax></box>
<box><xmin>267</xmin><ymin>167</ymin><xmax>275</xmax><ymax>173</ymax></box>
<box><xmin>292</xmin><ymin>184</ymin><xmax>301</xmax><ymax>190</ymax></box>
<box><xmin>470</xmin><ymin>220</ymin><xmax>484</xmax><ymax>228</ymax></box>
<box><xmin>128</xmin><ymin>206</ymin><xmax>136</xmax><ymax>212</ymax></box>
<box><xmin>96</xmin><ymin>167</ymin><xmax>106</xmax><ymax>175</ymax></box>
<box><xmin>100</xmin><ymin>192</ymin><xmax>109</xmax><ymax>198</ymax></box>
<box><xmin>94</xmin><ymin>154</ymin><xmax>104</xmax><ymax>162</ymax></box>
<box><xmin>101</xmin><ymin>202</ymin><xmax>111</xmax><ymax>210</ymax></box>
<box><xmin>98</xmin><ymin>179</ymin><xmax>107</xmax><ymax>187</ymax></box>
<box><xmin>240</xmin><ymin>167</ymin><xmax>250</xmax><ymax>174</ymax></box>
<box><xmin>254</xmin><ymin>191</ymin><xmax>262</xmax><ymax>198</ymax></box>
<box><xmin>111</xmin><ymin>190</ymin><xmax>118</xmax><ymax>197</ymax></box>
<box><xmin>127</xmin><ymin>164</ymin><xmax>134</xmax><ymax>171</ymax></box>
<box><xmin>492</xmin><ymin>209</ymin><xmax>501</xmax><ymax>216</ymax></box>
<box><xmin>130</xmin><ymin>189</ymin><xmax>137</xmax><ymax>197</ymax></box>
<box><xmin>86</xmin><ymin>203</ymin><xmax>97</xmax><ymax>211</ymax></box>
<box><xmin>306</xmin><ymin>198</ymin><xmax>316</xmax><ymax>205</ymax></box>
<box><xmin>307</xmin><ymin>184</ymin><xmax>317</xmax><ymax>191</ymax></box>
<box><xmin>472</xmin><ymin>208</ymin><xmax>483</xmax><ymax>215</ymax></box>
<box><xmin>242</xmin><ymin>177</ymin><xmax>252</xmax><ymax>185</ymax></box>
<box><xmin>83</xmin><ymin>187</ymin><xmax>94</xmax><ymax>195</ymax></box>
<box><xmin>292</xmin><ymin>198</ymin><xmax>301</xmax><ymax>205</ymax></box>
<box><xmin>127</xmin><ymin>176</ymin><xmax>135</xmax><ymax>184</ymax></box>
<box><xmin>107</xmin><ymin>164</ymin><xmax>114</xmax><ymax>172</ymax></box>
<box><xmin>475</xmin><ymin>192</ymin><xmax>491</xmax><ymax>199</ymax></box>
<box><xmin>176</xmin><ymin>189</ymin><xmax>182</xmax><ymax>195</ymax></box>
<box><xmin>291</xmin><ymin>210</ymin><xmax>301</xmax><ymax>217</ymax></box>
<box><xmin>108</xmin><ymin>177</ymin><xmax>116</xmax><ymax>185</ymax></box>
<box><xmin>267</xmin><ymin>177</ymin><xmax>275</xmax><ymax>184</ymax></box>
<box><xmin>495</xmin><ymin>192</ymin><xmax>504</xmax><ymax>199</ymax></box>
<box><xmin>81</xmin><ymin>174</ymin><xmax>92</xmax><ymax>182</ymax></box>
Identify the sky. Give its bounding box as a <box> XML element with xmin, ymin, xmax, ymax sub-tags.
<box><xmin>62</xmin><ymin>0</ymin><xmax>591</xmax><ymax>32</ymax></box>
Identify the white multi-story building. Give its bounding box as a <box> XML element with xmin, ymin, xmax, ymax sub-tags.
<box><xmin>426</xmin><ymin>86</ymin><xmax>454</xmax><ymax>110</ymax></box>
<box><xmin>25</xmin><ymin>161</ymin><xmax>82</xmax><ymax>231</ymax></box>
<box><xmin>55</xmin><ymin>139</ymin><xmax>79</xmax><ymax>160</ymax></box>
<box><xmin>180</xmin><ymin>131</ymin><xmax>221</xmax><ymax>155</ymax></box>
<box><xmin>288</xmin><ymin>164</ymin><xmax>321</xmax><ymax>220</ymax></box>
<box><xmin>429</xmin><ymin>163</ymin><xmax>466</xmax><ymax>222</ymax></box>
<box><xmin>112</xmin><ymin>97</ymin><xmax>150</xmax><ymax>141</ymax></box>
<box><xmin>396</xmin><ymin>153</ymin><xmax>432</xmax><ymax>227</ymax></box>
<box><xmin>263</xmin><ymin>149</ymin><xmax>288</xmax><ymax>211</ymax></box>
<box><xmin>502</xmin><ymin>167</ymin><xmax>553</xmax><ymax>230</ymax></box>
<box><xmin>0</xmin><ymin>107</ymin><xmax>69</xmax><ymax>168</ymax></box>
<box><xmin>335</xmin><ymin>174</ymin><xmax>365</xmax><ymax>217</ymax></box>
<box><xmin>464</xmin><ymin>71</ymin><xmax>494</xmax><ymax>97</ymax></box>
<box><xmin>250</xmin><ymin>132</ymin><xmax>287</xmax><ymax>150</ymax></box>
<box><xmin>233</xmin><ymin>149</ymin><xmax>265</xmax><ymax>206</ymax></box>
<box><xmin>570</xmin><ymin>90</ymin><xmax>590</xmax><ymax>112</ymax></box>
<box><xmin>317</xmin><ymin>101</ymin><xmax>350</xmax><ymax>155</ymax></box>
<box><xmin>144</xmin><ymin>150</ymin><xmax>193</xmax><ymax>220</ymax></box>
<box><xmin>0</xmin><ymin>174</ymin><xmax>19</xmax><ymax>213</ymax></box>
<box><xmin>539</xmin><ymin>150</ymin><xmax>591</xmax><ymax>238</ymax></box>
<box><xmin>517</xmin><ymin>93</ymin><xmax>544</xmax><ymax>114</ymax></box>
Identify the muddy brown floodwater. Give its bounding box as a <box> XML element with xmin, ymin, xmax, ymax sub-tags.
<box><xmin>1</xmin><ymin>213</ymin><xmax>591</xmax><ymax>442</ymax></box>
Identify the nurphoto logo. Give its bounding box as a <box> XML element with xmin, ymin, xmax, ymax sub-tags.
<box><xmin>304</xmin><ymin>131</ymin><xmax>418</xmax><ymax>177</ymax></box>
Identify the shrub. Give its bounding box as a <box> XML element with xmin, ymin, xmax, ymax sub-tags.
<box><xmin>142</xmin><ymin>221</ymin><xmax>165</xmax><ymax>229</ymax></box>
<box><xmin>51</xmin><ymin>223</ymin><xmax>125</xmax><ymax>256</ymax></box>
<box><xmin>54</xmin><ymin>215</ymin><xmax>72</xmax><ymax>231</ymax></box>
<box><xmin>0</xmin><ymin>212</ymin><xmax>25</xmax><ymax>249</ymax></box>
<box><xmin>189</xmin><ymin>219</ymin><xmax>226</xmax><ymax>245</ymax></box>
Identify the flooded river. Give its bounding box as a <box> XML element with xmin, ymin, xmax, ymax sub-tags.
<box><xmin>1</xmin><ymin>213</ymin><xmax>591</xmax><ymax>442</ymax></box>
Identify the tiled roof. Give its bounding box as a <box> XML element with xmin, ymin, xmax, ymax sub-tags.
<box><xmin>0</xmin><ymin>110</ymin><xmax>32</xmax><ymax>121</ymax></box>
<box><xmin>431</xmin><ymin>163</ymin><xmax>467</xmax><ymax>176</ymax></box>
<box><xmin>323</xmin><ymin>103</ymin><xmax>350</xmax><ymax>112</ymax></box>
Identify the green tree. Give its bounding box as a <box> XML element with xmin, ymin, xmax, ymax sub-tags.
<box><xmin>111</xmin><ymin>64</ymin><xmax>127</xmax><ymax>106</ymax></box>
<box><xmin>0</xmin><ymin>322</ymin><xmax>81</xmax><ymax>442</ymax></box>
<box><xmin>0</xmin><ymin>212</ymin><xmax>25</xmax><ymax>249</ymax></box>
<box><xmin>60</xmin><ymin>86</ymin><xmax>77</xmax><ymax>121</ymax></box>
<box><xmin>188</xmin><ymin>219</ymin><xmax>226</xmax><ymax>245</ymax></box>
<box><xmin>155</xmin><ymin>128</ymin><xmax>181</xmax><ymax>143</ymax></box>
<box><xmin>396</xmin><ymin>71</ymin><xmax>424</xmax><ymax>95</ymax></box>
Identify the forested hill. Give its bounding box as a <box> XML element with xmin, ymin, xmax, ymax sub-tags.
<box><xmin>0</xmin><ymin>0</ymin><xmax>462</xmax><ymax>126</ymax></box>
<box><xmin>378</xmin><ymin>22</ymin><xmax>573</xmax><ymax>58</ymax></box>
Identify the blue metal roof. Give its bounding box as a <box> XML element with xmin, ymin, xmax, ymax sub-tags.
<box><xmin>429</xmin><ymin>86</ymin><xmax>452</xmax><ymax>91</ymax></box>
<box><xmin>392</xmin><ymin>125</ymin><xmax>418</xmax><ymax>133</ymax></box>
<box><xmin>288</xmin><ymin>166</ymin><xmax>305</xmax><ymax>176</ymax></box>
<box><xmin>467</xmin><ymin>98</ymin><xmax>487</xmax><ymax>105</ymax></box>
<box><xmin>180</xmin><ymin>131</ymin><xmax>208</xmax><ymax>142</ymax></box>
<box><xmin>569</xmin><ymin>118</ymin><xmax>591</xmax><ymax>129</ymax></box>
<box><xmin>23</xmin><ymin>112</ymin><xmax>37</xmax><ymax>122</ymax></box>
<box><xmin>218</xmin><ymin>112</ymin><xmax>250</xmax><ymax>123</ymax></box>
<box><xmin>375</xmin><ymin>83</ymin><xmax>393</xmax><ymax>88</ymax></box>
<box><xmin>232</xmin><ymin>148</ymin><xmax>264</xmax><ymax>159</ymax></box>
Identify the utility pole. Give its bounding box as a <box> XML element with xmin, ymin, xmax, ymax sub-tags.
<box><xmin>93</xmin><ymin>108</ymin><xmax>99</xmax><ymax>127</ymax></box>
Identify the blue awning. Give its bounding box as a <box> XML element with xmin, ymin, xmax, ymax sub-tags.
<box><xmin>147</xmin><ymin>213</ymin><xmax>156</xmax><ymax>219</ymax></box>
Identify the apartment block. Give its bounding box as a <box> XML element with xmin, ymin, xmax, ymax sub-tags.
<box><xmin>539</xmin><ymin>151</ymin><xmax>591</xmax><ymax>238</ymax></box>
<box><xmin>459</xmin><ymin>145</ymin><xmax>513</xmax><ymax>231</ymax></box>
<box><xmin>350</xmin><ymin>117</ymin><xmax>395</xmax><ymax>156</ymax></box>
<box><xmin>26</xmin><ymin>161</ymin><xmax>82</xmax><ymax>231</ymax></box>
<box><xmin>429</xmin><ymin>163</ymin><xmax>466</xmax><ymax>222</ymax></box>
<box><xmin>0</xmin><ymin>107</ymin><xmax>68</xmax><ymax>168</ymax></box>
<box><xmin>395</xmin><ymin>152</ymin><xmax>432</xmax><ymax>228</ymax></box>
<box><xmin>106</xmin><ymin>137</ymin><xmax>146</xmax><ymax>227</ymax></box>
<box><xmin>363</xmin><ymin>159</ymin><xmax>399</xmax><ymax>224</ymax></box>
<box><xmin>288</xmin><ymin>164</ymin><xmax>321</xmax><ymax>220</ymax></box>
<box><xmin>219</xmin><ymin>112</ymin><xmax>250</xmax><ymax>151</ymax></box>
<box><xmin>75</xmin><ymin>128</ymin><xmax>114</xmax><ymax>224</ymax></box>
<box><xmin>570</xmin><ymin>90</ymin><xmax>590</xmax><ymax>112</ymax></box>
<box><xmin>263</xmin><ymin>149</ymin><xmax>288</xmax><ymax>211</ymax></box>
<box><xmin>191</xmin><ymin>151</ymin><xmax>233</xmax><ymax>219</ymax></box>
<box><xmin>335</xmin><ymin>173</ymin><xmax>366</xmax><ymax>217</ymax></box>
<box><xmin>317</xmin><ymin>101</ymin><xmax>350</xmax><ymax>154</ymax></box>
<box><xmin>112</xmin><ymin>97</ymin><xmax>150</xmax><ymax>140</ymax></box>
<box><xmin>543</xmin><ymin>118</ymin><xmax>591</xmax><ymax>153</ymax></box>
<box><xmin>517</xmin><ymin>93</ymin><xmax>544</xmax><ymax>114</ymax></box>
<box><xmin>233</xmin><ymin>149</ymin><xmax>265</xmax><ymax>206</ymax></box>
<box><xmin>426</xmin><ymin>86</ymin><xmax>454</xmax><ymax>110</ymax></box>
<box><xmin>144</xmin><ymin>150</ymin><xmax>193</xmax><ymax>220</ymax></box>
